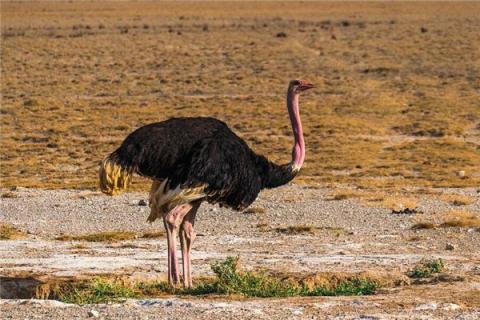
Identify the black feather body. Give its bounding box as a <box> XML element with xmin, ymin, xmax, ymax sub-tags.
<box><xmin>109</xmin><ymin>117</ymin><xmax>297</xmax><ymax>210</ymax></box>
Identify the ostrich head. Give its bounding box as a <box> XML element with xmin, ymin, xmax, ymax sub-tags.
<box><xmin>288</xmin><ymin>79</ymin><xmax>314</xmax><ymax>94</ymax></box>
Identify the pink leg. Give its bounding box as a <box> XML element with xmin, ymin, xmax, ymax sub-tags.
<box><xmin>180</xmin><ymin>202</ymin><xmax>200</xmax><ymax>288</ymax></box>
<box><xmin>163</xmin><ymin>204</ymin><xmax>192</xmax><ymax>286</ymax></box>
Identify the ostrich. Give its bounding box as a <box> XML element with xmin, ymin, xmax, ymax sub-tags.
<box><xmin>99</xmin><ymin>79</ymin><xmax>314</xmax><ymax>287</ymax></box>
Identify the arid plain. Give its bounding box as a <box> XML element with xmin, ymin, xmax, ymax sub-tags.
<box><xmin>1</xmin><ymin>1</ymin><xmax>480</xmax><ymax>319</ymax></box>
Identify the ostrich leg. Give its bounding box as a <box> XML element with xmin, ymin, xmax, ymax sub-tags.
<box><xmin>179</xmin><ymin>201</ymin><xmax>201</xmax><ymax>288</ymax></box>
<box><xmin>163</xmin><ymin>203</ymin><xmax>193</xmax><ymax>286</ymax></box>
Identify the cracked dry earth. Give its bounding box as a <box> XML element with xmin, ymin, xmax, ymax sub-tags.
<box><xmin>1</xmin><ymin>185</ymin><xmax>479</xmax><ymax>319</ymax></box>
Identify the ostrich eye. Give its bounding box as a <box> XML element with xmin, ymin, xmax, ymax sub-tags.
<box><xmin>293</xmin><ymin>80</ymin><xmax>300</xmax><ymax>86</ymax></box>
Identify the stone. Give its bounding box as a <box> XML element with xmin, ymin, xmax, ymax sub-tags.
<box><xmin>445</xmin><ymin>243</ymin><xmax>455</xmax><ymax>250</ymax></box>
<box><xmin>415</xmin><ymin>302</ymin><xmax>438</xmax><ymax>310</ymax></box>
<box><xmin>88</xmin><ymin>310</ymin><xmax>99</xmax><ymax>318</ymax></box>
<box><xmin>442</xmin><ymin>303</ymin><xmax>460</xmax><ymax>311</ymax></box>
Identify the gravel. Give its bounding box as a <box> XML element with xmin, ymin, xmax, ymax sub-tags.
<box><xmin>1</xmin><ymin>185</ymin><xmax>479</xmax><ymax>319</ymax></box>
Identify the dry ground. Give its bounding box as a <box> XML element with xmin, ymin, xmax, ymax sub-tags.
<box><xmin>1</xmin><ymin>186</ymin><xmax>480</xmax><ymax>319</ymax></box>
<box><xmin>1</xmin><ymin>1</ymin><xmax>480</xmax><ymax>191</ymax></box>
<box><xmin>1</xmin><ymin>1</ymin><xmax>480</xmax><ymax>319</ymax></box>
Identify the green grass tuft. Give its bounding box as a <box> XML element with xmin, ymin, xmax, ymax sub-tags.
<box><xmin>207</xmin><ymin>256</ymin><xmax>301</xmax><ymax>297</ymax></box>
<box><xmin>57</xmin><ymin>278</ymin><xmax>139</xmax><ymax>304</ymax></box>
<box><xmin>408</xmin><ymin>258</ymin><xmax>444</xmax><ymax>278</ymax></box>
<box><xmin>307</xmin><ymin>278</ymin><xmax>378</xmax><ymax>296</ymax></box>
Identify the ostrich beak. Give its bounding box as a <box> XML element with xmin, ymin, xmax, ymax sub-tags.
<box><xmin>299</xmin><ymin>82</ymin><xmax>314</xmax><ymax>91</ymax></box>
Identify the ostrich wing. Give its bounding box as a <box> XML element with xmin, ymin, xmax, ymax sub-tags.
<box><xmin>168</xmin><ymin>135</ymin><xmax>262</xmax><ymax>211</ymax></box>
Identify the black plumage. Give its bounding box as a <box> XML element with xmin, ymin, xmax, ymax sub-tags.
<box><xmin>107</xmin><ymin>117</ymin><xmax>296</xmax><ymax>210</ymax></box>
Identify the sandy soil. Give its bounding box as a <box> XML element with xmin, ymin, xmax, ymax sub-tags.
<box><xmin>1</xmin><ymin>185</ymin><xmax>479</xmax><ymax>319</ymax></box>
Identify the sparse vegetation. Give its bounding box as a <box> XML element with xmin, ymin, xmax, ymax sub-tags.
<box><xmin>437</xmin><ymin>194</ymin><xmax>475</xmax><ymax>206</ymax></box>
<box><xmin>439</xmin><ymin>210</ymin><xmax>480</xmax><ymax>228</ymax></box>
<box><xmin>54</xmin><ymin>278</ymin><xmax>140</xmax><ymax>304</ymax></box>
<box><xmin>69</xmin><ymin>243</ymin><xmax>89</xmax><ymax>249</ymax></box>
<box><xmin>243</xmin><ymin>207</ymin><xmax>266</xmax><ymax>214</ymax></box>
<box><xmin>327</xmin><ymin>190</ymin><xmax>362</xmax><ymax>201</ymax></box>
<box><xmin>140</xmin><ymin>231</ymin><xmax>165</xmax><ymax>239</ymax></box>
<box><xmin>412</xmin><ymin>210</ymin><xmax>480</xmax><ymax>230</ymax></box>
<box><xmin>0</xmin><ymin>223</ymin><xmax>27</xmax><ymax>240</ymax></box>
<box><xmin>275</xmin><ymin>225</ymin><xmax>315</xmax><ymax>235</ymax></box>
<box><xmin>411</xmin><ymin>222</ymin><xmax>436</xmax><ymax>230</ymax></box>
<box><xmin>55</xmin><ymin>231</ymin><xmax>137</xmax><ymax>242</ymax></box>
<box><xmin>1</xmin><ymin>2</ymin><xmax>479</xmax><ymax>191</ymax></box>
<box><xmin>440</xmin><ymin>217</ymin><xmax>480</xmax><ymax>228</ymax></box>
<box><xmin>48</xmin><ymin>257</ymin><xmax>379</xmax><ymax>303</ymax></box>
<box><xmin>1</xmin><ymin>192</ymin><xmax>19</xmax><ymax>198</ymax></box>
<box><xmin>408</xmin><ymin>259</ymin><xmax>444</xmax><ymax>278</ymax></box>
<box><xmin>377</xmin><ymin>197</ymin><xmax>418</xmax><ymax>212</ymax></box>
<box><xmin>320</xmin><ymin>226</ymin><xmax>351</xmax><ymax>237</ymax></box>
<box><xmin>256</xmin><ymin>223</ymin><xmax>269</xmax><ymax>232</ymax></box>
<box><xmin>55</xmin><ymin>230</ymin><xmax>165</xmax><ymax>242</ymax></box>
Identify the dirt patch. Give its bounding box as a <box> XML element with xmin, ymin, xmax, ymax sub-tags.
<box><xmin>1</xmin><ymin>186</ymin><xmax>479</xmax><ymax>318</ymax></box>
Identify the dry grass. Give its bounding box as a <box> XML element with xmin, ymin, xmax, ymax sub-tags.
<box><xmin>412</xmin><ymin>210</ymin><xmax>480</xmax><ymax>230</ymax></box>
<box><xmin>327</xmin><ymin>190</ymin><xmax>363</xmax><ymax>201</ymax></box>
<box><xmin>1</xmin><ymin>2</ymin><xmax>480</xmax><ymax>190</ymax></box>
<box><xmin>55</xmin><ymin>231</ymin><xmax>137</xmax><ymax>242</ymax></box>
<box><xmin>68</xmin><ymin>243</ymin><xmax>89</xmax><ymax>249</ymax></box>
<box><xmin>1</xmin><ymin>192</ymin><xmax>19</xmax><ymax>198</ymax></box>
<box><xmin>319</xmin><ymin>226</ymin><xmax>351</xmax><ymax>237</ymax></box>
<box><xmin>275</xmin><ymin>225</ymin><xmax>315</xmax><ymax>235</ymax></box>
<box><xmin>371</xmin><ymin>196</ymin><xmax>418</xmax><ymax>211</ymax></box>
<box><xmin>411</xmin><ymin>222</ymin><xmax>436</xmax><ymax>230</ymax></box>
<box><xmin>0</xmin><ymin>223</ymin><xmax>27</xmax><ymax>240</ymax></box>
<box><xmin>436</xmin><ymin>194</ymin><xmax>475</xmax><ymax>206</ymax></box>
<box><xmin>55</xmin><ymin>230</ymin><xmax>165</xmax><ymax>242</ymax></box>
<box><xmin>439</xmin><ymin>210</ymin><xmax>480</xmax><ymax>228</ymax></box>
<box><xmin>243</xmin><ymin>207</ymin><xmax>266</xmax><ymax>214</ymax></box>
<box><xmin>256</xmin><ymin>223</ymin><xmax>270</xmax><ymax>232</ymax></box>
<box><xmin>328</xmin><ymin>189</ymin><xmax>419</xmax><ymax>211</ymax></box>
<box><xmin>140</xmin><ymin>231</ymin><xmax>165</xmax><ymax>239</ymax></box>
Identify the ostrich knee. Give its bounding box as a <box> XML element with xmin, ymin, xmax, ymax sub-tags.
<box><xmin>183</xmin><ymin>221</ymin><xmax>196</xmax><ymax>242</ymax></box>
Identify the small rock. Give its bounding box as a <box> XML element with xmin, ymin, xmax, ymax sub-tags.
<box><xmin>138</xmin><ymin>199</ymin><xmax>148</xmax><ymax>206</ymax></box>
<box><xmin>457</xmin><ymin>170</ymin><xmax>465</xmax><ymax>178</ymax></box>
<box><xmin>420</xmin><ymin>27</ymin><xmax>428</xmax><ymax>33</ymax></box>
<box><xmin>445</xmin><ymin>243</ymin><xmax>454</xmax><ymax>250</ymax></box>
<box><xmin>415</xmin><ymin>302</ymin><xmax>437</xmax><ymax>310</ymax></box>
<box><xmin>287</xmin><ymin>307</ymin><xmax>304</xmax><ymax>315</ymax></box>
<box><xmin>276</xmin><ymin>32</ymin><xmax>287</xmax><ymax>38</ymax></box>
<box><xmin>442</xmin><ymin>303</ymin><xmax>461</xmax><ymax>311</ymax></box>
<box><xmin>88</xmin><ymin>310</ymin><xmax>99</xmax><ymax>318</ymax></box>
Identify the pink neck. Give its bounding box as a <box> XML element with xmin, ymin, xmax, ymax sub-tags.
<box><xmin>287</xmin><ymin>91</ymin><xmax>305</xmax><ymax>171</ymax></box>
